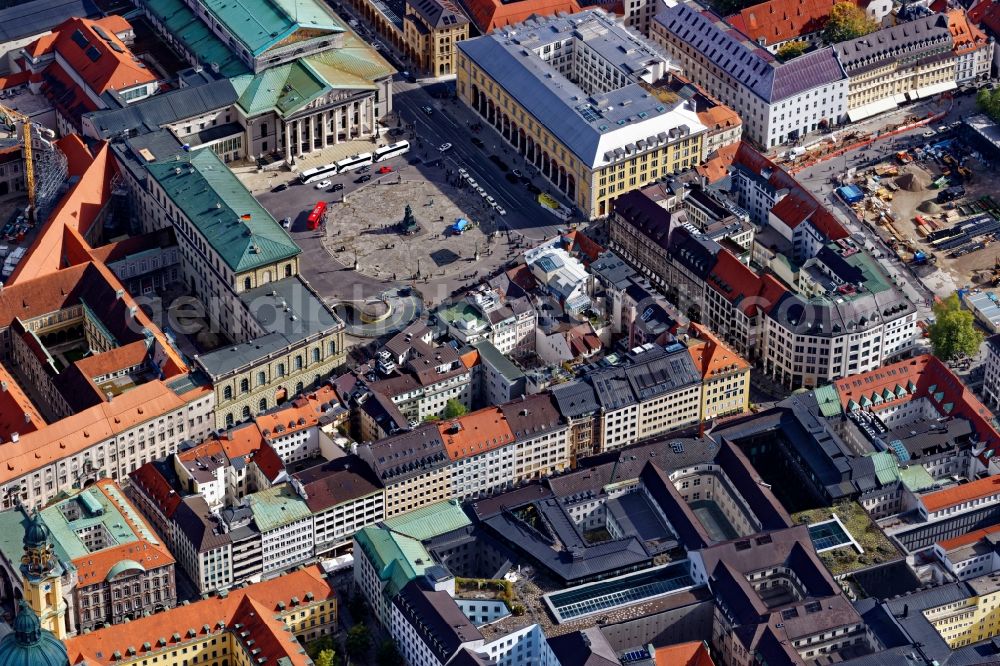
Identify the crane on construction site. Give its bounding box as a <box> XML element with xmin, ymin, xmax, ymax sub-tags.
<box><xmin>0</xmin><ymin>102</ymin><xmax>37</xmax><ymax>220</ymax></box>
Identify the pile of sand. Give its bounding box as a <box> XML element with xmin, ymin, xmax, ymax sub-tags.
<box><xmin>897</xmin><ymin>168</ymin><xmax>931</xmax><ymax>192</ymax></box>
<box><xmin>918</xmin><ymin>200</ymin><xmax>941</xmax><ymax>214</ymax></box>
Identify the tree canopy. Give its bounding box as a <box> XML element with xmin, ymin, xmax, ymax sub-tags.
<box><xmin>315</xmin><ymin>649</ymin><xmax>337</xmax><ymax>666</ymax></box>
<box><xmin>977</xmin><ymin>87</ymin><xmax>1000</xmax><ymax>123</ymax></box>
<box><xmin>823</xmin><ymin>2</ymin><xmax>878</xmax><ymax>43</ymax></box>
<box><xmin>928</xmin><ymin>294</ymin><xmax>982</xmax><ymax>361</ymax></box>
<box><xmin>345</xmin><ymin>624</ymin><xmax>371</xmax><ymax>657</ymax></box>
<box><xmin>443</xmin><ymin>398</ymin><xmax>468</xmax><ymax>418</ymax></box>
<box><xmin>776</xmin><ymin>40</ymin><xmax>808</xmax><ymax>62</ymax></box>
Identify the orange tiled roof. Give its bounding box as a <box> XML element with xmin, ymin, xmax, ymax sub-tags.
<box><xmin>74</xmin><ymin>340</ymin><xmax>150</xmax><ymax>380</ymax></box>
<box><xmin>948</xmin><ymin>9</ymin><xmax>989</xmax><ymax>55</ymax></box>
<box><xmin>937</xmin><ymin>523</ymin><xmax>1000</xmax><ymax>552</ymax></box>
<box><xmin>10</xmin><ymin>142</ymin><xmax>116</xmax><ymax>283</ymax></box>
<box><xmin>65</xmin><ymin>565</ymin><xmax>333</xmax><ymax>666</ymax></box>
<box><xmin>257</xmin><ymin>401</ymin><xmax>319</xmax><ymax>439</ymax></box>
<box><xmin>438</xmin><ymin>406</ymin><xmax>515</xmax><ymax>460</ymax></box>
<box><xmin>73</xmin><ymin>479</ymin><xmax>175</xmax><ymax>586</ymax></box>
<box><xmin>28</xmin><ymin>16</ymin><xmax>156</xmax><ymax>95</ymax></box>
<box><xmin>921</xmin><ymin>475</ymin><xmax>1000</xmax><ymax>513</ymax></box>
<box><xmin>57</xmin><ymin>134</ymin><xmax>95</xmax><ymax>177</ymax></box>
<box><xmin>0</xmin><ymin>379</ymin><xmax>207</xmax><ymax>485</ymax></box>
<box><xmin>834</xmin><ymin>355</ymin><xmax>1000</xmax><ymax>460</ymax></box>
<box><xmin>655</xmin><ymin>641</ymin><xmax>716</xmax><ymax>666</ymax></box>
<box><xmin>460</xmin><ymin>348</ymin><xmax>480</xmax><ymax>370</ymax></box>
<box><xmin>251</xmin><ymin>442</ymin><xmax>285</xmax><ymax>482</ymax></box>
<box><xmin>727</xmin><ymin>0</ymin><xmax>841</xmax><ymax>46</ymax></box>
<box><xmin>129</xmin><ymin>463</ymin><xmax>182</xmax><ymax>519</ymax></box>
<box><xmin>687</xmin><ymin>322</ymin><xmax>750</xmax><ymax>379</ymax></box>
<box><xmin>462</xmin><ymin>0</ymin><xmax>582</xmax><ymax>33</ymax></box>
<box><xmin>697</xmin><ymin>141</ymin><xmax>739</xmax><ymax>183</ymax></box>
<box><xmin>698</xmin><ymin>104</ymin><xmax>741</xmax><ymax>132</ymax></box>
<box><xmin>0</xmin><ymin>364</ymin><xmax>44</xmax><ymax>441</ymax></box>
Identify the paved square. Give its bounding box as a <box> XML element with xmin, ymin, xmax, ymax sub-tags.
<box><xmin>321</xmin><ymin>176</ymin><xmax>505</xmax><ymax>282</ymax></box>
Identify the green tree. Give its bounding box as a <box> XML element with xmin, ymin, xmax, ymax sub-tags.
<box><xmin>928</xmin><ymin>294</ymin><xmax>982</xmax><ymax>361</ymax></box>
<box><xmin>977</xmin><ymin>88</ymin><xmax>1000</xmax><ymax>123</ymax></box>
<box><xmin>315</xmin><ymin>648</ymin><xmax>337</xmax><ymax>666</ymax></box>
<box><xmin>345</xmin><ymin>624</ymin><xmax>371</xmax><ymax>657</ymax></box>
<box><xmin>776</xmin><ymin>40</ymin><xmax>808</xmax><ymax>62</ymax></box>
<box><xmin>376</xmin><ymin>639</ymin><xmax>401</xmax><ymax>666</ymax></box>
<box><xmin>443</xmin><ymin>398</ymin><xmax>468</xmax><ymax>418</ymax></box>
<box><xmin>823</xmin><ymin>2</ymin><xmax>878</xmax><ymax>43</ymax></box>
<box><xmin>307</xmin><ymin>635</ymin><xmax>335</xmax><ymax>660</ymax></box>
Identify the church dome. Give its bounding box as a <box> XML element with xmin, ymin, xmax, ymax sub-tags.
<box><xmin>0</xmin><ymin>601</ymin><xmax>68</xmax><ymax>666</ymax></box>
<box><xmin>23</xmin><ymin>511</ymin><xmax>50</xmax><ymax>550</ymax></box>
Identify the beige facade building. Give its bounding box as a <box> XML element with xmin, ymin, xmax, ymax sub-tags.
<box><xmin>457</xmin><ymin>10</ymin><xmax>707</xmax><ymax>218</ymax></box>
<box><xmin>128</xmin><ymin>148</ymin><xmax>345</xmax><ymax>429</ymax></box>
<box><xmin>404</xmin><ymin>0</ymin><xmax>470</xmax><ymax>76</ymax></box>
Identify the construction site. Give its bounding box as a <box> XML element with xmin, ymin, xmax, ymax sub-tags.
<box><xmin>834</xmin><ymin>127</ymin><xmax>1000</xmax><ymax>297</ymax></box>
<box><xmin>0</xmin><ymin>100</ymin><xmax>68</xmax><ymax>278</ymax></box>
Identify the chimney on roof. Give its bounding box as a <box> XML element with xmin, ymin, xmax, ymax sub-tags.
<box><xmin>10</xmin><ymin>432</ymin><xmax>17</xmax><ymax>443</ymax></box>
<box><xmin>0</xmin><ymin>381</ymin><xmax>6</xmax><ymax>392</ymax></box>
<box><xmin>23</xmin><ymin>412</ymin><xmax>30</xmax><ymax>423</ymax></box>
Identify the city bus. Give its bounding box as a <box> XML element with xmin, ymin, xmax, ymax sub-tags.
<box><xmin>335</xmin><ymin>152</ymin><xmax>373</xmax><ymax>173</ymax></box>
<box><xmin>307</xmin><ymin>201</ymin><xmax>327</xmax><ymax>230</ymax></box>
<box><xmin>299</xmin><ymin>161</ymin><xmax>339</xmax><ymax>184</ymax></box>
<box><xmin>374</xmin><ymin>140</ymin><xmax>410</xmax><ymax>162</ymax></box>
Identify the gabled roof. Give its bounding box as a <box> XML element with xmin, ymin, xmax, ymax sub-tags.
<box><xmin>65</xmin><ymin>566</ymin><xmax>333</xmax><ymax>666</ymax></box>
<box><xmin>948</xmin><ymin>8</ymin><xmax>990</xmax><ymax>54</ymax></box>
<box><xmin>687</xmin><ymin>322</ymin><xmax>750</xmax><ymax>379</ymax></box>
<box><xmin>129</xmin><ymin>462</ymin><xmax>182</xmax><ymax>519</ymax></box>
<box><xmin>727</xmin><ymin>0</ymin><xmax>839</xmax><ymax>46</ymax></box>
<box><xmin>654</xmin><ymin>640</ymin><xmax>716</xmax><ymax>666</ymax></box>
<box><xmin>27</xmin><ymin>16</ymin><xmax>157</xmax><ymax>95</ymax></box>
<box><xmin>921</xmin><ymin>475</ymin><xmax>1000</xmax><ymax>513</ymax></box>
<box><xmin>438</xmin><ymin>406</ymin><xmax>515</xmax><ymax>460</ymax></box>
<box><xmin>199</xmin><ymin>0</ymin><xmax>343</xmax><ymax>57</ymax></box>
<box><xmin>146</xmin><ymin>148</ymin><xmax>299</xmax><ymax>273</ymax></box>
<box><xmin>459</xmin><ymin>0</ymin><xmax>581</xmax><ymax>33</ymax></box>
<box><xmin>408</xmin><ymin>0</ymin><xmax>470</xmax><ymax>29</ymax></box>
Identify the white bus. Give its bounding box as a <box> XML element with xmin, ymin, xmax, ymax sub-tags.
<box><xmin>299</xmin><ymin>161</ymin><xmax>339</xmax><ymax>184</ymax></box>
<box><xmin>336</xmin><ymin>152</ymin><xmax>373</xmax><ymax>172</ymax></box>
<box><xmin>374</xmin><ymin>140</ymin><xmax>410</xmax><ymax>162</ymax></box>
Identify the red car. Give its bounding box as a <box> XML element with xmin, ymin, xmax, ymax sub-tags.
<box><xmin>378</xmin><ymin>166</ymin><xmax>393</xmax><ymax>174</ymax></box>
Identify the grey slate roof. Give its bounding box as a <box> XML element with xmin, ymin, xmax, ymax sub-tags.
<box><xmin>393</xmin><ymin>581</ymin><xmax>483</xmax><ymax>664</ymax></box>
<box><xmin>834</xmin><ymin>14</ymin><xmax>953</xmax><ymax>73</ymax></box>
<box><xmin>550</xmin><ymin>379</ymin><xmax>600</xmax><ymax>418</ymax></box>
<box><xmin>358</xmin><ymin>423</ymin><xmax>450</xmax><ymax>484</ymax></box>
<box><xmin>408</xmin><ymin>0</ymin><xmax>469</xmax><ymax>29</ymax></box>
<box><xmin>196</xmin><ymin>276</ymin><xmax>343</xmax><ymax>378</ymax></box>
<box><xmin>84</xmin><ymin>79</ymin><xmax>238</xmax><ymax>139</ymax></box>
<box><xmin>458</xmin><ymin>10</ymin><xmax>704</xmax><ymax>168</ymax></box>
<box><xmin>656</xmin><ymin>3</ymin><xmax>845</xmax><ymax>103</ymax></box>
<box><xmin>0</xmin><ymin>0</ymin><xmax>98</xmax><ymax>43</ymax></box>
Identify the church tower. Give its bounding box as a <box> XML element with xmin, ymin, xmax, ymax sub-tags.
<box><xmin>19</xmin><ymin>510</ymin><xmax>66</xmax><ymax>640</ymax></box>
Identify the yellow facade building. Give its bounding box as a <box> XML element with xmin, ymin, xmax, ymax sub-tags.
<box><xmin>403</xmin><ymin>0</ymin><xmax>470</xmax><ymax>76</ymax></box>
<box><xmin>687</xmin><ymin>323</ymin><xmax>751</xmax><ymax>420</ymax></box>
<box><xmin>456</xmin><ymin>10</ymin><xmax>708</xmax><ymax>219</ymax></box>
<box><xmin>926</xmin><ymin>575</ymin><xmax>1000</xmax><ymax>648</ymax></box>
<box><xmin>65</xmin><ymin>566</ymin><xmax>337</xmax><ymax>666</ymax></box>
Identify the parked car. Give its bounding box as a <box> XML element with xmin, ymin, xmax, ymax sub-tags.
<box><xmin>439</xmin><ymin>142</ymin><xmax>453</xmax><ymax>152</ymax></box>
<box><xmin>922</xmin><ymin>129</ymin><xmax>937</xmax><ymax>138</ymax></box>
<box><xmin>422</xmin><ymin>105</ymin><xmax>434</xmax><ymax>115</ymax></box>
<box><xmin>511</xmin><ymin>169</ymin><xmax>522</xmax><ymax>178</ymax></box>
<box><xmin>485</xmin><ymin>195</ymin><xmax>497</xmax><ymax>206</ymax></box>
<box><xmin>489</xmin><ymin>155</ymin><xmax>509</xmax><ymax>172</ymax></box>
<box><xmin>471</xmin><ymin>137</ymin><xmax>484</xmax><ymax>148</ymax></box>
<box><xmin>330</xmin><ymin>183</ymin><xmax>344</xmax><ymax>192</ymax></box>
<box><xmin>315</xmin><ymin>179</ymin><xmax>332</xmax><ymax>189</ymax></box>
<box><xmin>356</xmin><ymin>174</ymin><xmax>372</xmax><ymax>183</ymax></box>
<box><xmin>272</xmin><ymin>182</ymin><xmax>289</xmax><ymax>193</ymax></box>
<box><xmin>526</xmin><ymin>183</ymin><xmax>541</xmax><ymax>195</ymax></box>
<box><xmin>495</xmin><ymin>206</ymin><xmax>506</xmax><ymax>216</ymax></box>
<box><xmin>281</xmin><ymin>217</ymin><xmax>292</xmax><ymax>229</ymax></box>
<box><xmin>505</xmin><ymin>173</ymin><xmax>519</xmax><ymax>184</ymax></box>
<box><xmin>378</xmin><ymin>166</ymin><xmax>393</xmax><ymax>174</ymax></box>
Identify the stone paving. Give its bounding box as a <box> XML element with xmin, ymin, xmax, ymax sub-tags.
<box><xmin>321</xmin><ymin>175</ymin><xmax>514</xmax><ymax>286</ymax></box>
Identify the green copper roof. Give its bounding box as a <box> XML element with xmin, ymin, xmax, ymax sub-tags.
<box><xmin>355</xmin><ymin>526</ymin><xmax>434</xmax><ymax>600</ymax></box>
<box><xmin>381</xmin><ymin>500</ymin><xmax>471</xmax><ymax>541</ymax></box>
<box><xmin>39</xmin><ymin>484</ymin><xmax>158</xmax><ymax>562</ymax></box>
<box><xmin>303</xmin><ymin>41</ymin><xmax>394</xmax><ymax>89</ymax></box>
<box><xmin>0</xmin><ymin>601</ymin><xmax>68</xmax><ymax>666</ymax></box>
<box><xmin>0</xmin><ymin>510</ymin><xmax>72</xmax><ymax>577</ymax></box>
<box><xmin>813</xmin><ymin>384</ymin><xmax>843</xmax><ymax>418</ymax></box>
<box><xmin>247</xmin><ymin>484</ymin><xmax>312</xmax><ymax>532</ymax></box>
<box><xmin>147</xmin><ymin>149</ymin><xmax>299</xmax><ymax>273</ymax></box>
<box><xmin>232</xmin><ymin>60</ymin><xmax>330</xmax><ymax>117</ymax></box>
<box><xmin>106</xmin><ymin>559</ymin><xmax>145</xmax><ymax>581</ymax></box>
<box><xmin>866</xmin><ymin>452</ymin><xmax>899</xmax><ymax>487</ymax></box>
<box><xmin>200</xmin><ymin>0</ymin><xmax>342</xmax><ymax>56</ymax></box>
<box><xmin>899</xmin><ymin>464</ymin><xmax>935</xmax><ymax>492</ymax></box>
<box><xmin>143</xmin><ymin>0</ymin><xmax>250</xmax><ymax>78</ymax></box>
